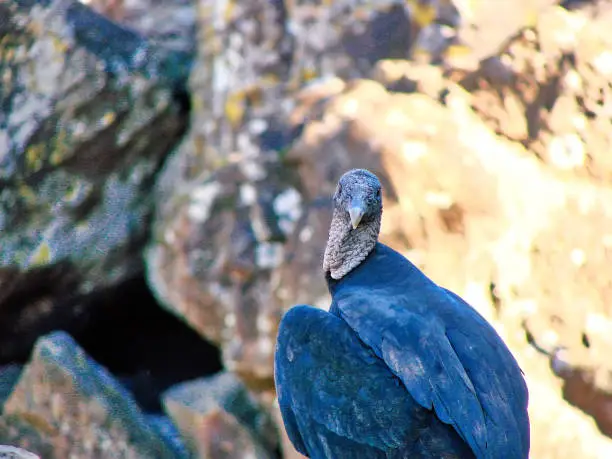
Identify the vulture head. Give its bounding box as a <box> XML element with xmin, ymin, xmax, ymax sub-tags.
<box><xmin>323</xmin><ymin>169</ymin><xmax>383</xmax><ymax>280</ymax></box>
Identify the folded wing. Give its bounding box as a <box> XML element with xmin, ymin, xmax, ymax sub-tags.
<box><xmin>336</xmin><ymin>293</ymin><xmax>490</xmax><ymax>458</ymax></box>
<box><xmin>442</xmin><ymin>288</ymin><xmax>530</xmax><ymax>458</ymax></box>
<box><xmin>336</xmin><ymin>286</ymin><xmax>529</xmax><ymax>459</ymax></box>
<box><xmin>274</xmin><ymin>305</ymin><xmax>425</xmax><ymax>458</ymax></box>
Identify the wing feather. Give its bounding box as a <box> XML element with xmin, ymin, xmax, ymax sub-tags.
<box><xmin>274</xmin><ymin>305</ymin><xmax>425</xmax><ymax>457</ymax></box>
<box><xmin>442</xmin><ymin>289</ymin><xmax>530</xmax><ymax>458</ymax></box>
<box><xmin>335</xmin><ymin>284</ymin><xmax>529</xmax><ymax>459</ymax></box>
<box><xmin>336</xmin><ymin>295</ymin><xmax>490</xmax><ymax>458</ymax></box>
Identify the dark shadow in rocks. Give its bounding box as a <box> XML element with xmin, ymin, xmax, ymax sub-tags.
<box><xmin>1</xmin><ymin>273</ymin><xmax>223</xmax><ymax>414</ymax></box>
<box><xmin>74</xmin><ymin>275</ymin><xmax>224</xmax><ymax>413</ymax></box>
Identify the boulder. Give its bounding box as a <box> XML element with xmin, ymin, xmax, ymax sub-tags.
<box><xmin>4</xmin><ymin>0</ymin><xmax>609</xmax><ymax>456</ymax></box>
<box><xmin>162</xmin><ymin>372</ymin><xmax>276</xmax><ymax>458</ymax></box>
<box><xmin>287</xmin><ymin>63</ymin><xmax>612</xmax><ymax>456</ymax></box>
<box><xmin>1</xmin><ymin>331</ymin><xmax>185</xmax><ymax>458</ymax></box>
<box><xmin>0</xmin><ymin>0</ymin><xmax>189</xmax><ymax>362</ymax></box>
<box><xmin>85</xmin><ymin>0</ymin><xmax>197</xmax><ymax>56</ymax></box>
<box><xmin>461</xmin><ymin>5</ymin><xmax>612</xmax><ymax>180</ymax></box>
<box><xmin>144</xmin><ymin>1</ymin><xmax>612</xmax><ymax>454</ymax></box>
<box><xmin>145</xmin><ymin>0</ymin><xmax>418</xmax><ymax>389</ymax></box>
<box><xmin>456</xmin><ymin>2</ymin><xmax>612</xmax><ymax>435</ymax></box>
<box><xmin>0</xmin><ymin>446</ymin><xmax>40</xmax><ymax>459</ymax></box>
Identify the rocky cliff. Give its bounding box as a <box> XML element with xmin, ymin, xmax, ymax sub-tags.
<box><xmin>2</xmin><ymin>0</ymin><xmax>612</xmax><ymax>458</ymax></box>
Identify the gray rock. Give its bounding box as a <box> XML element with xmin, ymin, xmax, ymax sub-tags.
<box><xmin>147</xmin><ymin>161</ymin><xmax>302</xmax><ymax>390</ymax></box>
<box><xmin>0</xmin><ymin>365</ymin><xmax>22</xmax><ymax>413</ymax></box>
<box><xmin>0</xmin><ymin>0</ymin><xmax>189</xmax><ymax>361</ymax></box>
<box><xmin>1</xmin><ymin>331</ymin><xmax>185</xmax><ymax>458</ymax></box>
<box><xmin>86</xmin><ymin>0</ymin><xmax>198</xmax><ymax>57</ymax></box>
<box><xmin>0</xmin><ymin>446</ymin><xmax>40</xmax><ymax>459</ymax></box>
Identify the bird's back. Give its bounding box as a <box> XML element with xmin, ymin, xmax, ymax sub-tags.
<box><xmin>328</xmin><ymin>243</ymin><xmax>530</xmax><ymax>458</ymax></box>
<box><xmin>275</xmin><ymin>302</ymin><xmax>476</xmax><ymax>459</ymax></box>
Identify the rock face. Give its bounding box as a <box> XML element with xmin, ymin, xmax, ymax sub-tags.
<box><xmin>0</xmin><ymin>446</ymin><xmax>40</xmax><ymax>459</ymax></box>
<box><xmin>145</xmin><ymin>0</ymin><xmax>416</xmax><ymax>390</ymax></box>
<box><xmin>85</xmin><ymin>0</ymin><xmax>197</xmax><ymax>56</ymax></box>
<box><xmin>0</xmin><ymin>331</ymin><xmax>183</xmax><ymax>459</ymax></box>
<box><xmin>464</xmin><ymin>4</ymin><xmax>612</xmax><ymax>181</ymax></box>
<box><xmin>141</xmin><ymin>0</ymin><xmax>612</xmax><ymax>457</ymax></box>
<box><xmin>457</xmin><ymin>3</ymin><xmax>612</xmax><ymax>439</ymax></box>
<box><xmin>162</xmin><ymin>372</ymin><xmax>276</xmax><ymax>458</ymax></box>
<box><xmin>3</xmin><ymin>0</ymin><xmax>612</xmax><ymax>458</ymax></box>
<box><xmin>0</xmin><ymin>0</ymin><xmax>189</xmax><ymax>362</ymax></box>
<box><xmin>147</xmin><ymin>162</ymin><xmax>305</xmax><ymax>390</ymax></box>
<box><xmin>447</xmin><ymin>0</ymin><xmax>559</xmax><ymax>63</ymax></box>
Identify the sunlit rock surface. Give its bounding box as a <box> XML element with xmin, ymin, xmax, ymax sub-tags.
<box><xmin>455</xmin><ymin>3</ymin><xmax>612</xmax><ymax>438</ymax></box>
<box><xmin>141</xmin><ymin>1</ymin><xmax>612</xmax><ymax>457</ymax></box>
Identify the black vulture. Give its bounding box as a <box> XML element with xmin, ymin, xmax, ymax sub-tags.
<box><xmin>274</xmin><ymin>169</ymin><xmax>530</xmax><ymax>458</ymax></box>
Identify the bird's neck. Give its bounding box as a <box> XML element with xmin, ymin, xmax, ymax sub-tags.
<box><xmin>323</xmin><ymin>209</ymin><xmax>380</xmax><ymax>280</ymax></box>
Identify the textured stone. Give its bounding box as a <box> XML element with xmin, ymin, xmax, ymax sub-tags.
<box><xmin>451</xmin><ymin>0</ymin><xmax>560</xmax><ymax>60</ymax></box>
<box><xmin>188</xmin><ymin>410</ymin><xmax>271</xmax><ymax>459</ymax></box>
<box><xmin>462</xmin><ymin>4</ymin><xmax>612</xmax><ymax>181</ymax></box>
<box><xmin>0</xmin><ymin>366</ymin><xmax>21</xmax><ymax>412</ymax></box>
<box><xmin>162</xmin><ymin>372</ymin><xmax>276</xmax><ymax>458</ymax></box>
<box><xmin>281</xmin><ymin>70</ymin><xmax>612</xmax><ymax>455</ymax></box>
<box><xmin>134</xmin><ymin>0</ymin><xmax>612</xmax><ymax>455</ymax></box>
<box><xmin>84</xmin><ymin>0</ymin><xmax>197</xmax><ymax>56</ymax></box>
<box><xmin>0</xmin><ymin>0</ymin><xmax>189</xmax><ymax>362</ymax></box>
<box><xmin>1</xmin><ymin>331</ymin><xmax>185</xmax><ymax>459</ymax></box>
<box><xmin>147</xmin><ymin>162</ymin><xmax>302</xmax><ymax>389</ymax></box>
<box><xmin>145</xmin><ymin>0</ymin><xmax>419</xmax><ymax>389</ymax></box>
<box><xmin>0</xmin><ymin>445</ymin><xmax>39</xmax><ymax>459</ymax></box>
<box><xmin>448</xmin><ymin>3</ymin><xmax>612</xmax><ymax>437</ymax></box>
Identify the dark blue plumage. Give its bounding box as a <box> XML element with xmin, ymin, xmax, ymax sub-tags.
<box><xmin>274</xmin><ymin>169</ymin><xmax>529</xmax><ymax>459</ymax></box>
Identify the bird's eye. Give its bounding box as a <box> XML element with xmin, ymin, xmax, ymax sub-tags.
<box><xmin>337</xmin><ymin>184</ymin><xmax>342</xmax><ymax>195</ymax></box>
<box><xmin>376</xmin><ymin>188</ymin><xmax>381</xmax><ymax>197</ymax></box>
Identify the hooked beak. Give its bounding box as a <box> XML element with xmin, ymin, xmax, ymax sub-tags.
<box><xmin>348</xmin><ymin>203</ymin><xmax>365</xmax><ymax>230</ymax></box>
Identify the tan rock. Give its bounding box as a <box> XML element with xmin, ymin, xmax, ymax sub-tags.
<box><xmin>146</xmin><ymin>0</ymin><xmax>420</xmax><ymax>389</ymax></box>
<box><xmin>284</xmin><ymin>73</ymin><xmax>612</xmax><ymax>456</ymax></box>
<box><xmin>162</xmin><ymin>372</ymin><xmax>276</xmax><ymax>458</ymax></box>
<box><xmin>137</xmin><ymin>1</ymin><xmax>612</xmax><ymax>455</ymax></box>
<box><xmin>1</xmin><ymin>332</ymin><xmax>180</xmax><ymax>459</ymax></box>
<box><xmin>463</xmin><ymin>4</ymin><xmax>612</xmax><ymax>181</ymax></box>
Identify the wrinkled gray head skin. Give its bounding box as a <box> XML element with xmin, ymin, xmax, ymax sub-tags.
<box><xmin>323</xmin><ymin>169</ymin><xmax>383</xmax><ymax>279</ymax></box>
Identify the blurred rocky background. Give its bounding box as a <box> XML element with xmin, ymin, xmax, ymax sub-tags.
<box><xmin>1</xmin><ymin>0</ymin><xmax>612</xmax><ymax>457</ymax></box>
